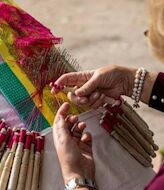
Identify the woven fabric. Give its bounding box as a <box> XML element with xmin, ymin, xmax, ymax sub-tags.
<box><xmin>0</xmin><ymin>61</ymin><xmax>50</xmax><ymax>130</ymax></box>
<box><xmin>0</xmin><ymin>1</ymin><xmax>84</xmax><ymax>130</ymax></box>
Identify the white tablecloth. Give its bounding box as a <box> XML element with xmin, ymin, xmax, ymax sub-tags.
<box><xmin>40</xmin><ymin>110</ymin><xmax>155</xmax><ymax>190</ymax></box>
<box><xmin>0</xmin><ymin>55</ymin><xmax>155</xmax><ymax>190</ymax></box>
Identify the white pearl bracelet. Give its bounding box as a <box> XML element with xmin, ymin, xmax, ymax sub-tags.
<box><xmin>131</xmin><ymin>67</ymin><xmax>147</xmax><ymax>108</ymax></box>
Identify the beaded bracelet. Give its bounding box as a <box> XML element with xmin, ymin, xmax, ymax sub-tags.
<box><xmin>131</xmin><ymin>67</ymin><xmax>147</xmax><ymax>108</ymax></box>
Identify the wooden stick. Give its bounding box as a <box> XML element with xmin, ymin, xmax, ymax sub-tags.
<box><xmin>0</xmin><ymin>128</ymin><xmax>12</xmax><ymax>160</ymax></box>
<box><xmin>0</xmin><ymin>133</ymin><xmax>19</xmax><ymax>190</ymax></box>
<box><xmin>17</xmin><ymin>132</ymin><xmax>32</xmax><ymax>190</ymax></box>
<box><xmin>111</xmin><ymin>131</ymin><xmax>152</xmax><ymax>167</ymax></box>
<box><xmin>7</xmin><ymin>128</ymin><xmax>26</xmax><ymax>190</ymax></box>
<box><xmin>100</xmin><ymin>121</ymin><xmax>152</xmax><ymax>167</ymax></box>
<box><xmin>24</xmin><ymin>132</ymin><xmax>36</xmax><ymax>190</ymax></box>
<box><xmin>31</xmin><ymin>137</ymin><xmax>43</xmax><ymax>190</ymax></box>
<box><xmin>0</xmin><ymin>120</ymin><xmax>6</xmax><ymax>131</ymax></box>
<box><xmin>117</xmin><ymin>114</ymin><xmax>156</xmax><ymax>157</ymax></box>
<box><xmin>122</xmin><ymin>103</ymin><xmax>152</xmax><ymax>134</ymax></box>
<box><xmin>121</xmin><ymin>102</ymin><xmax>159</xmax><ymax>151</ymax></box>
<box><xmin>39</xmin><ymin>136</ymin><xmax>45</xmax><ymax>186</ymax></box>
<box><xmin>114</xmin><ymin>124</ymin><xmax>152</xmax><ymax>162</ymax></box>
<box><xmin>0</xmin><ymin>128</ymin><xmax>6</xmax><ymax>148</ymax></box>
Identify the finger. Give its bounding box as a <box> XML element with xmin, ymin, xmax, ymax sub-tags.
<box><xmin>99</xmin><ymin>88</ymin><xmax>120</xmax><ymax>99</ymax></box>
<box><xmin>51</xmin><ymin>86</ymin><xmax>59</xmax><ymax>94</ymax></box>
<box><xmin>67</xmin><ymin>92</ymin><xmax>89</xmax><ymax>105</ymax></box>
<box><xmin>80</xmin><ymin>132</ymin><xmax>93</xmax><ymax>153</ymax></box>
<box><xmin>91</xmin><ymin>94</ymin><xmax>105</xmax><ymax>109</ymax></box>
<box><xmin>104</xmin><ymin>96</ymin><xmax>121</xmax><ymax>106</ymax></box>
<box><xmin>53</xmin><ymin>103</ymin><xmax>70</xmax><ymax>143</ymax></box>
<box><xmin>73</xmin><ymin>137</ymin><xmax>80</xmax><ymax>144</ymax></box>
<box><xmin>66</xmin><ymin>115</ymin><xmax>78</xmax><ymax>131</ymax></box>
<box><xmin>55</xmin><ymin>102</ymin><xmax>70</xmax><ymax>120</ymax></box>
<box><xmin>81</xmin><ymin>132</ymin><xmax>92</xmax><ymax>145</ymax></box>
<box><xmin>67</xmin><ymin>115</ymin><xmax>78</xmax><ymax>124</ymax></box>
<box><xmin>72</xmin><ymin>122</ymin><xmax>86</xmax><ymax>136</ymax></box>
<box><xmin>75</xmin><ymin>75</ymin><xmax>98</xmax><ymax>97</ymax></box>
<box><xmin>72</xmin><ymin>132</ymin><xmax>81</xmax><ymax>138</ymax></box>
<box><xmin>89</xmin><ymin>91</ymin><xmax>101</xmax><ymax>105</ymax></box>
<box><xmin>55</xmin><ymin>72</ymin><xmax>89</xmax><ymax>87</ymax></box>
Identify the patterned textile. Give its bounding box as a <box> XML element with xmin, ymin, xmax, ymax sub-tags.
<box><xmin>0</xmin><ymin>1</ymin><xmax>84</xmax><ymax>131</ymax></box>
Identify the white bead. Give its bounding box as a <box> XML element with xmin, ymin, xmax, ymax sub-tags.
<box><xmin>138</xmin><ymin>87</ymin><xmax>142</xmax><ymax>91</ymax></box>
<box><xmin>133</xmin><ymin>92</ymin><xmax>138</xmax><ymax>96</ymax></box>
<box><xmin>161</xmin><ymin>98</ymin><xmax>164</xmax><ymax>103</ymax></box>
<box><xmin>152</xmin><ymin>95</ymin><xmax>157</xmax><ymax>100</ymax></box>
<box><xmin>136</xmin><ymin>70</ymin><xmax>141</xmax><ymax>74</ymax></box>
<box><xmin>135</xmin><ymin>79</ymin><xmax>139</xmax><ymax>83</ymax></box>
<box><xmin>133</xmin><ymin>88</ymin><xmax>138</xmax><ymax>92</ymax></box>
<box><xmin>131</xmin><ymin>95</ymin><xmax>135</xmax><ymax>100</ymax></box>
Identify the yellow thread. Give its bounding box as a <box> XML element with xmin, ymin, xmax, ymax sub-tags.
<box><xmin>0</xmin><ymin>39</ymin><xmax>55</xmax><ymax>125</ymax></box>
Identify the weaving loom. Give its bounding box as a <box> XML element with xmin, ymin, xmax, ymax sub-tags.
<box><xmin>0</xmin><ymin>0</ymin><xmax>158</xmax><ymax>190</ymax></box>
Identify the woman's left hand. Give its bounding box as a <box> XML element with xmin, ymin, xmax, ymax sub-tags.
<box><xmin>53</xmin><ymin>103</ymin><xmax>95</xmax><ymax>184</ymax></box>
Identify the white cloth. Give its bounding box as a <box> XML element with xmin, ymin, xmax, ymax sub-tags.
<box><xmin>0</xmin><ymin>55</ymin><xmax>155</xmax><ymax>189</ymax></box>
<box><xmin>40</xmin><ymin>110</ymin><xmax>155</xmax><ymax>190</ymax></box>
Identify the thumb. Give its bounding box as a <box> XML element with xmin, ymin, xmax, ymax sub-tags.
<box><xmin>75</xmin><ymin>75</ymin><xmax>98</xmax><ymax>97</ymax></box>
<box><xmin>53</xmin><ymin>103</ymin><xmax>70</xmax><ymax>145</ymax></box>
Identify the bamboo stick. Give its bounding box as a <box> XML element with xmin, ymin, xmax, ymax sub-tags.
<box><xmin>117</xmin><ymin>114</ymin><xmax>156</xmax><ymax>157</ymax></box>
<box><xmin>0</xmin><ymin>133</ymin><xmax>19</xmax><ymax>190</ymax></box>
<box><xmin>100</xmin><ymin>121</ymin><xmax>152</xmax><ymax>167</ymax></box>
<box><xmin>121</xmin><ymin>102</ymin><xmax>159</xmax><ymax>151</ymax></box>
<box><xmin>31</xmin><ymin>136</ymin><xmax>43</xmax><ymax>190</ymax></box>
<box><xmin>17</xmin><ymin>132</ymin><xmax>32</xmax><ymax>190</ymax></box>
<box><xmin>7</xmin><ymin>128</ymin><xmax>26</xmax><ymax>190</ymax></box>
<box><xmin>114</xmin><ymin>124</ymin><xmax>152</xmax><ymax>162</ymax></box>
<box><xmin>0</xmin><ymin>128</ymin><xmax>12</xmax><ymax>160</ymax></box>
<box><xmin>24</xmin><ymin>132</ymin><xmax>36</xmax><ymax>190</ymax></box>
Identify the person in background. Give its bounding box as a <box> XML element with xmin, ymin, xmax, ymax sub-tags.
<box><xmin>52</xmin><ymin>0</ymin><xmax>164</xmax><ymax>189</ymax></box>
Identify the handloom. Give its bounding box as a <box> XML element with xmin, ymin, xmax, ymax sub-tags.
<box><xmin>0</xmin><ymin>0</ymin><xmax>159</xmax><ymax>189</ymax></box>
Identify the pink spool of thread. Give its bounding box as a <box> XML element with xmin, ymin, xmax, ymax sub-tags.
<box><xmin>24</xmin><ymin>132</ymin><xmax>32</xmax><ymax>150</ymax></box>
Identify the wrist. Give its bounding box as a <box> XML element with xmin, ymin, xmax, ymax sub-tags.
<box><xmin>63</xmin><ymin>173</ymin><xmax>95</xmax><ymax>185</ymax></box>
<box><xmin>140</xmin><ymin>72</ymin><xmax>158</xmax><ymax>104</ymax></box>
<box><xmin>123</xmin><ymin>67</ymin><xmax>136</xmax><ymax>97</ymax></box>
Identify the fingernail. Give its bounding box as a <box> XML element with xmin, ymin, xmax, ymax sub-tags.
<box><xmin>81</xmin><ymin>133</ymin><xmax>87</xmax><ymax>141</ymax></box>
<box><xmin>80</xmin><ymin>98</ymin><xmax>88</xmax><ymax>104</ymax></box>
<box><xmin>49</xmin><ymin>82</ymin><xmax>53</xmax><ymax>87</ymax></box>
<box><xmin>101</xmin><ymin>94</ymin><xmax>105</xmax><ymax>99</ymax></box>
<box><xmin>93</xmin><ymin>92</ymin><xmax>99</xmax><ymax>99</ymax></box>
<box><xmin>51</xmin><ymin>87</ymin><xmax>55</xmax><ymax>94</ymax></box>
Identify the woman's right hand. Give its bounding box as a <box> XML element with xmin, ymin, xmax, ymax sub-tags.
<box><xmin>53</xmin><ymin>65</ymin><xmax>136</xmax><ymax>108</ymax></box>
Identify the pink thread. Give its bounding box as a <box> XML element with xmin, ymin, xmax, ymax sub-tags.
<box><xmin>19</xmin><ymin>128</ymin><xmax>26</xmax><ymax>143</ymax></box>
<box><xmin>4</xmin><ymin>127</ymin><xmax>12</xmax><ymax>142</ymax></box>
<box><xmin>0</xmin><ymin>122</ymin><xmax>6</xmax><ymax>130</ymax></box>
<box><xmin>101</xmin><ymin>121</ymin><xmax>113</xmax><ymax>134</ymax></box>
<box><xmin>0</xmin><ymin>2</ymin><xmax>62</xmax><ymax>49</ymax></box>
<box><xmin>13</xmin><ymin>133</ymin><xmax>20</xmax><ymax>143</ymax></box>
<box><xmin>36</xmin><ymin>137</ymin><xmax>42</xmax><ymax>153</ymax></box>
<box><xmin>24</xmin><ymin>133</ymin><xmax>32</xmax><ymax>149</ymax></box>
<box><xmin>41</xmin><ymin>136</ymin><xmax>45</xmax><ymax>150</ymax></box>
<box><xmin>0</xmin><ymin>129</ymin><xmax>6</xmax><ymax>146</ymax></box>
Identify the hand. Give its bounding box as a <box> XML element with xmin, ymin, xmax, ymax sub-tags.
<box><xmin>53</xmin><ymin>65</ymin><xmax>136</xmax><ymax>108</ymax></box>
<box><xmin>53</xmin><ymin>103</ymin><xmax>95</xmax><ymax>184</ymax></box>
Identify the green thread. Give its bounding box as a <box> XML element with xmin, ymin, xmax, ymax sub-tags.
<box><xmin>0</xmin><ymin>62</ymin><xmax>50</xmax><ymax>131</ymax></box>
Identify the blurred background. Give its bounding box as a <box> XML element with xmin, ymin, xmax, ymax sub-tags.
<box><xmin>17</xmin><ymin>0</ymin><xmax>164</xmax><ymax>148</ymax></box>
